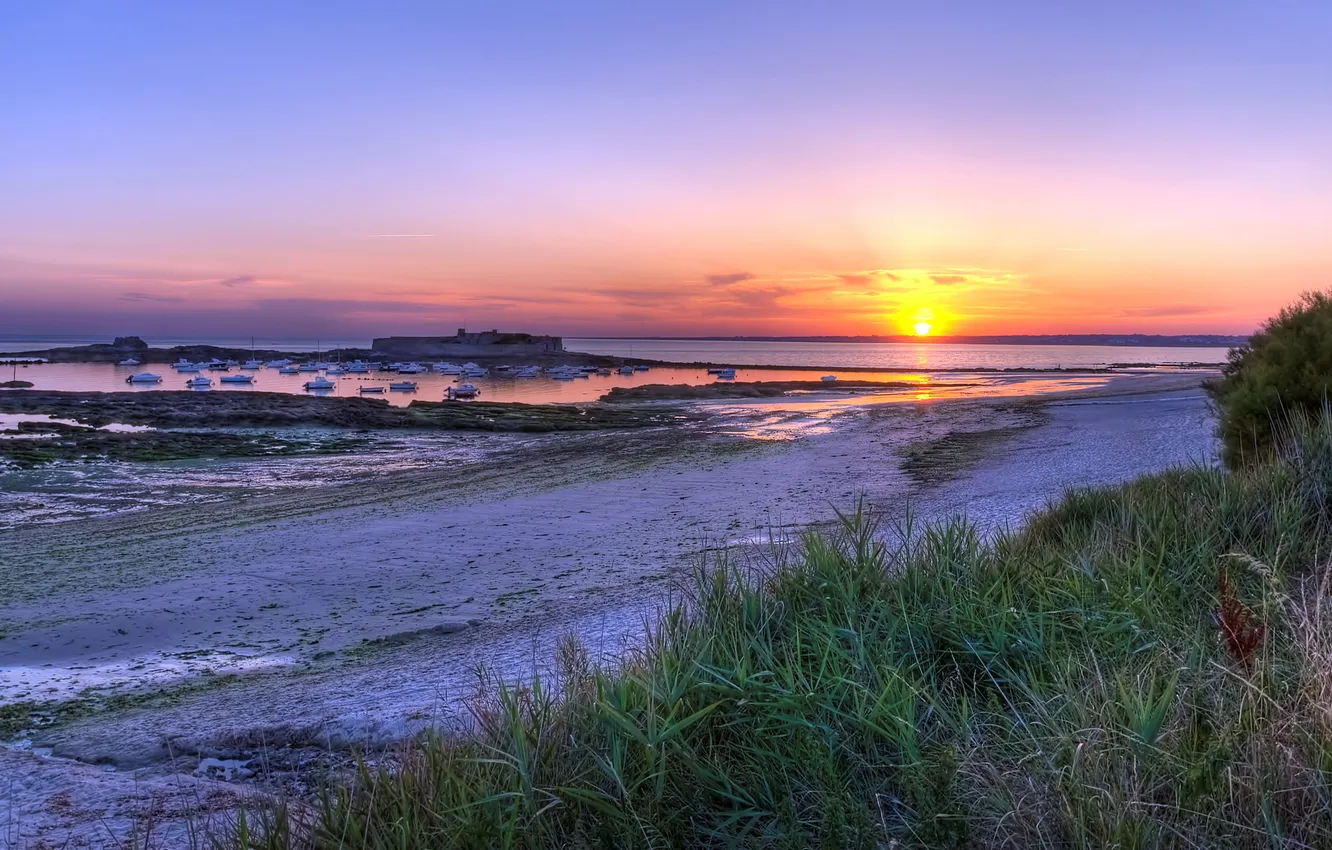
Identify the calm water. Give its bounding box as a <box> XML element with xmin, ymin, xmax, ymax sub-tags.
<box><xmin>0</xmin><ymin>335</ymin><xmax>1230</xmax><ymax>371</ymax></box>
<box><xmin>0</xmin><ymin>361</ymin><xmax>1122</xmax><ymax>406</ymax></box>
<box><xmin>566</xmin><ymin>339</ymin><xmax>1230</xmax><ymax>370</ymax></box>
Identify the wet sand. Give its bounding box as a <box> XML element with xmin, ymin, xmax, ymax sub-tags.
<box><xmin>0</xmin><ymin>372</ymin><xmax>1217</xmax><ymax>846</ymax></box>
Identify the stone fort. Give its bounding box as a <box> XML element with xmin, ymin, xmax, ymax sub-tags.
<box><xmin>371</xmin><ymin>329</ymin><xmax>564</xmax><ymax>359</ymax></box>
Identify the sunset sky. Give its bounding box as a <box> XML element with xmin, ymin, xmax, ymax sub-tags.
<box><xmin>2</xmin><ymin>1</ymin><xmax>1329</xmax><ymax>339</ymax></box>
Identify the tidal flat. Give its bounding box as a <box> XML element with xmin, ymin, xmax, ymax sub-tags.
<box><xmin>0</xmin><ymin>372</ymin><xmax>1217</xmax><ymax>845</ymax></box>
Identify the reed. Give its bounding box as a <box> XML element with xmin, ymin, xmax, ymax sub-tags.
<box><xmin>220</xmin><ymin>414</ymin><xmax>1332</xmax><ymax>849</ymax></box>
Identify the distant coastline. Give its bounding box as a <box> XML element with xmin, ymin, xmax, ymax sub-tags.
<box><xmin>574</xmin><ymin>333</ymin><xmax>1248</xmax><ymax>348</ymax></box>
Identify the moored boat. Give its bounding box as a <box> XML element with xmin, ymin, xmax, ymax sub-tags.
<box><xmin>303</xmin><ymin>376</ymin><xmax>336</xmax><ymax>390</ymax></box>
<box><xmin>186</xmin><ymin>375</ymin><xmax>213</xmax><ymax>388</ymax></box>
<box><xmin>126</xmin><ymin>372</ymin><xmax>163</xmax><ymax>384</ymax></box>
<box><xmin>219</xmin><ymin>374</ymin><xmax>254</xmax><ymax>384</ymax></box>
<box><xmin>448</xmin><ymin>382</ymin><xmax>480</xmax><ymax>399</ymax></box>
<box><xmin>389</xmin><ymin>380</ymin><xmax>419</xmax><ymax>391</ymax></box>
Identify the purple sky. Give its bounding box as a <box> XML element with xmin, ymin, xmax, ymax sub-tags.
<box><xmin>2</xmin><ymin>1</ymin><xmax>1329</xmax><ymax>338</ymax></box>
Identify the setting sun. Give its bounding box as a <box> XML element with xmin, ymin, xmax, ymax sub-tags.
<box><xmin>913</xmin><ymin>322</ymin><xmax>932</xmax><ymax>336</ymax></box>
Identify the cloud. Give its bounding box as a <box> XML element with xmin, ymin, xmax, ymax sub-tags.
<box><xmin>837</xmin><ymin>274</ymin><xmax>873</xmax><ymax>287</ymax></box>
<box><xmin>120</xmin><ymin>291</ymin><xmax>186</xmax><ymax>303</ymax></box>
<box><xmin>930</xmin><ymin>274</ymin><xmax>967</xmax><ymax>285</ymax></box>
<box><xmin>706</xmin><ymin>272</ymin><xmax>754</xmax><ymax>287</ymax></box>
<box><xmin>1120</xmin><ymin>305</ymin><xmax>1211</xmax><ymax>318</ymax></box>
<box><xmin>250</xmin><ymin>297</ymin><xmax>447</xmax><ymax>315</ymax></box>
<box><xmin>214</xmin><ymin>275</ymin><xmax>257</xmax><ymax>288</ymax></box>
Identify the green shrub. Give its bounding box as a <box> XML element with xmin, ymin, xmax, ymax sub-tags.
<box><xmin>1208</xmin><ymin>290</ymin><xmax>1332</xmax><ymax>467</ymax></box>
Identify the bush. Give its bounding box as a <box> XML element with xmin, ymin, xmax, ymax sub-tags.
<box><xmin>1208</xmin><ymin>290</ymin><xmax>1332</xmax><ymax>467</ymax></box>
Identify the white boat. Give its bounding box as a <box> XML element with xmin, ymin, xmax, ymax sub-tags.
<box><xmin>125</xmin><ymin>372</ymin><xmax>163</xmax><ymax>384</ymax></box>
<box><xmin>174</xmin><ymin>363</ymin><xmax>202</xmax><ymax>373</ymax></box>
<box><xmin>596</xmin><ymin>368</ymin><xmax>611</xmax><ymax>376</ymax></box>
<box><xmin>297</xmin><ymin>363</ymin><xmax>321</xmax><ymax>372</ymax></box>
<box><xmin>279</xmin><ymin>366</ymin><xmax>299</xmax><ymax>375</ymax></box>
<box><xmin>618</xmin><ymin>366</ymin><xmax>634</xmax><ymax>375</ymax></box>
<box><xmin>266</xmin><ymin>359</ymin><xmax>293</xmax><ymax>368</ymax></box>
<box><xmin>219</xmin><ymin>374</ymin><xmax>254</xmax><ymax>384</ymax></box>
<box><xmin>397</xmin><ymin>363</ymin><xmax>426</xmax><ymax>374</ymax></box>
<box><xmin>435</xmin><ymin>362</ymin><xmax>463</xmax><ymax>374</ymax></box>
<box><xmin>325</xmin><ymin>367</ymin><xmax>347</xmax><ymax>376</ymax></box>
<box><xmin>241</xmin><ymin>360</ymin><xmax>263</xmax><ymax>370</ymax></box>
<box><xmin>303</xmin><ymin>376</ymin><xmax>336</xmax><ymax>391</ymax></box>
<box><xmin>186</xmin><ymin>376</ymin><xmax>213</xmax><ymax>388</ymax></box>
<box><xmin>821</xmin><ymin>375</ymin><xmax>837</xmax><ymax>382</ymax></box>
<box><xmin>515</xmin><ymin>367</ymin><xmax>541</xmax><ymax>378</ymax></box>
<box><xmin>345</xmin><ymin>362</ymin><xmax>371</xmax><ymax>373</ymax></box>
<box><xmin>358</xmin><ymin>385</ymin><xmax>385</xmax><ymax>394</ymax></box>
<box><xmin>117</xmin><ymin>358</ymin><xmax>140</xmax><ymax>366</ymax></box>
<box><xmin>715</xmin><ymin>368</ymin><xmax>737</xmax><ymax>380</ymax></box>
<box><xmin>172</xmin><ymin>358</ymin><xmax>193</xmax><ymax>369</ymax></box>
<box><xmin>634</xmin><ymin>365</ymin><xmax>650</xmax><ymax>372</ymax></box>
<box><xmin>389</xmin><ymin>380</ymin><xmax>418</xmax><ymax>391</ymax></box>
<box><xmin>449</xmin><ymin>383</ymin><xmax>480</xmax><ymax>399</ymax></box>
<box><xmin>205</xmin><ymin>360</ymin><xmax>232</xmax><ymax>371</ymax></box>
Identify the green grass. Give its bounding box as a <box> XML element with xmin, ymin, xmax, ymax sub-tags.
<box><xmin>220</xmin><ymin>414</ymin><xmax>1332</xmax><ymax>849</ymax></box>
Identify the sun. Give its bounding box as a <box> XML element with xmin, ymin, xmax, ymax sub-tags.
<box><xmin>913</xmin><ymin>321</ymin><xmax>932</xmax><ymax>337</ymax></box>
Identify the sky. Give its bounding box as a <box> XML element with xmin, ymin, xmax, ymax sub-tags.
<box><xmin>1</xmin><ymin>1</ymin><xmax>1329</xmax><ymax>339</ymax></box>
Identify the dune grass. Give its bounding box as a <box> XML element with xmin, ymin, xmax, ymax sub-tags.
<box><xmin>222</xmin><ymin>415</ymin><xmax>1332</xmax><ymax>849</ymax></box>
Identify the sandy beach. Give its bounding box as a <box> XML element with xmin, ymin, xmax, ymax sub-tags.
<box><xmin>1</xmin><ymin>372</ymin><xmax>1217</xmax><ymax>846</ymax></box>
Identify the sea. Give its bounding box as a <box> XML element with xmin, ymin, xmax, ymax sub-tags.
<box><xmin>0</xmin><ymin>334</ymin><xmax>1229</xmax><ymax>406</ymax></box>
<box><xmin>0</xmin><ymin>334</ymin><xmax>1229</xmax><ymax>369</ymax></box>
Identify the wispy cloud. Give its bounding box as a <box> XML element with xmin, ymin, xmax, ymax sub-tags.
<box><xmin>706</xmin><ymin>272</ymin><xmax>754</xmax><ymax>287</ymax></box>
<box><xmin>120</xmin><ymin>291</ymin><xmax>186</xmax><ymax>303</ymax></box>
<box><xmin>366</xmin><ymin>233</ymin><xmax>437</xmax><ymax>238</ymax></box>
<box><xmin>837</xmin><ymin>274</ymin><xmax>874</xmax><ymax>287</ymax></box>
<box><xmin>214</xmin><ymin>275</ymin><xmax>256</xmax><ymax>288</ymax></box>
<box><xmin>1120</xmin><ymin>304</ymin><xmax>1211</xmax><ymax>317</ymax></box>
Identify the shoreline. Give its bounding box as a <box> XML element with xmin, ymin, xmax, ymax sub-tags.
<box><xmin>0</xmin><ymin>372</ymin><xmax>1218</xmax><ymax>845</ymax></box>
